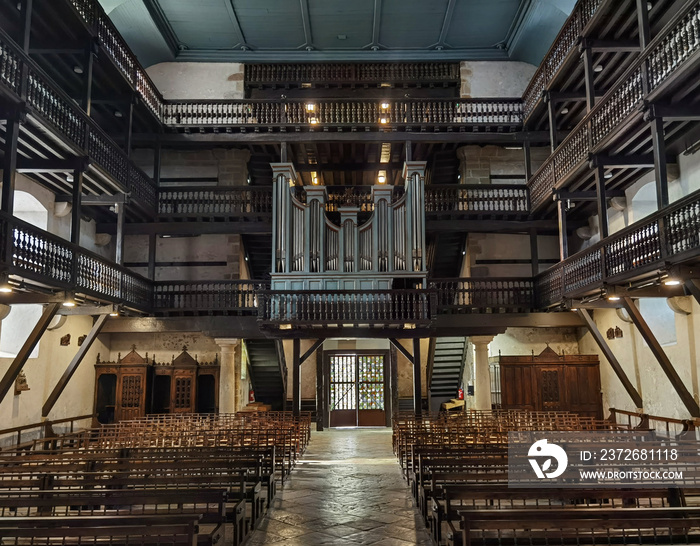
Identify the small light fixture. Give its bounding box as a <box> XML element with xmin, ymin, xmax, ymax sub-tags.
<box><xmin>379</xmin><ymin>117</ymin><xmax>388</xmax><ymax>124</ymax></box>
<box><xmin>381</xmin><ymin>102</ymin><xmax>390</xmax><ymax>110</ymax></box>
<box><xmin>66</xmin><ymin>173</ymin><xmax>74</xmax><ymax>183</ymax></box>
<box><xmin>647</xmin><ymin>1</ymin><xmax>652</xmax><ymax>10</ymax></box>
<box><xmin>377</xmin><ymin>171</ymin><xmax>387</xmax><ymax>184</ymax></box>
<box><xmin>306</xmin><ymin>103</ymin><xmax>315</xmax><ymax>112</ymax></box>
<box><xmin>62</xmin><ymin>292</ymin><xmax>77</xmax><ymax>307</ymax></box>
<box><xmin>560</xmin><ymin>107</ymin><xmax>569</xmax><ymax>114</ymax></box>
<box><xmin>606</xmin><ymin>287</ymin><xmax>621</xmax><ymax>302</ymax></box>
<box><xmin>309</xmin><ymin>118</ymin><xmax>318</xmax><ymax>124</ymax></box>
<box><xmin>462</xmin><ymin>250</ymin><xmax>466</xmax><ymax>256</ymax></box>
<box><xmin>161</xmin><ymin>234</ymin><xmax>172</xmax><ymax>238</ymax></box>
<box><xmin>664</xmin><ymin>279</ymin><xmax>681</xmax><ymax>286</ymax></box>
<box><xmin>312</xmin><ymin>177</ymin><xmax>319</xmax><ymax>185</ymax></box>
<box><xmin>594</xmin><ymin>64</ymin><xmax>603</xmax><ymax>73</ymax></box>
<box><xmin>0</xmin><ymin>273</ymin><xmax>13</xmax><ymax>293</ymax></box>
<box><xmin>570</xmin><ymin>307</ymin><xmax>578</xmax><ymax>312</ymax></box>
<box><xmin>109</xmin><ymin>309</ymin><xmax>119</xmax><ymax>317</ymax></box>
<box><xmin>73</xmin><ymin>65</ymin><xmax>84</xmax><ymax>74</ymax></box>
<box><xmin>604</xmin><ymin>171</ymin><xmax>613</xmax><ymax>179</ymax></box>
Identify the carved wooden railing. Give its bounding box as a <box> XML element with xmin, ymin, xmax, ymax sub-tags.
<box><xmin>162</xmin><ymin>98</ymin><xmax>523</xmax><ymax>128</ymax></box>
<box><xmin>0</xmin><ymin>28</ymin><xmax>157</xmax><ymax>214</ymax></box>
<box><xmin>425</xmin><ymin>185</ymin><xmax>529</xmax><ymax>215</ymax></box>
<box><xmin>430</xmin><ymin>278</ymin><xmax>534</xmax><ymax>312</ymax></box>
<box><xmin>608</xmin><ymin>408</ymin><xmax>697</xmax><ymax>439</ymax></box>
<box><xmin>522</xmin><ymin>0</ymin><xmax>605</xmax><ymax>121</ymax></box>
<box><xmin>257</xmin><ymin>289</ymin><xmax>436</xmax><ymax>325</ymax></box>
<box><xmin>245</xmin><ymin>62</ymin><xmax>460</xmax><ymax>86</ymax></box>
<box><xmin>153</xmin><ymin>280</ymin><xmax>268</xmax><ymax>313</ymax></box>
<box><xmin>528</xmin><ymin>1</ymin><xmax>700</xmax><ymax>210</ymax></box>
<box><xmin>2</xmin><ymin>213</ymin><xmax>152</xmax><ymax>308</ymax></box>
<box><xmin>535</xmin><ymin>186</ymin><xmax>700</xmax><ymax>307</ymax></box>
<box><xmin>158</xmin><ymin>186</ymin><xmax>273</xmax><ymax>217</ymax></box>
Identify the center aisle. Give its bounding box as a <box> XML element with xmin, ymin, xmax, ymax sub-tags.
<box><xmin>248</xmin><ymin>428</ymin><xmax>433</xmax><ymax>546</ymax></box>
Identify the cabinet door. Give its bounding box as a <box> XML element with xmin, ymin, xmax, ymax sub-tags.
<box><xmin>117</xmin><ymin>373</ymin><xmax>146</xmax><ymax>421</ymax></box>
<box><xmin>172</xmin><ymin>372</ymin><xmax>196</xmax><ymax>413</ymax></box>
<box><xmin>538</xmin><ymin>367</ymin><xmax>564</xmax><ymax>412</ymax></box>
<box><xmin>500</xmin><ymin>365</ymin><xmax>537</xmax><ymax>410</ymax></box>
<box><xmin>564</xmin><ymin>365</ymin><xmax>603</xmax><ymax>419</ymax></box>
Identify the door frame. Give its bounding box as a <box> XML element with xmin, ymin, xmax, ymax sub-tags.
<box><xmin>323</xmin><ymin>349</ymin><xmax>392</xmax><ymax>427</ymax></box>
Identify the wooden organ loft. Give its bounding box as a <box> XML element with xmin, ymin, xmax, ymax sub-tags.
<box><xmin>1</xmin><ymin>0</ymin><xmax>700</xmax><ymax>421</ymax></box>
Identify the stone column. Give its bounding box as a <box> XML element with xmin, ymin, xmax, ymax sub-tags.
<box><xmin>471</xmin><ymin>336</ymin><xmax>494</xmax><ymax>411</ymax></box>
<box><xmin>215</xmin><ymin>338</ymin><xmax>240</xmax><ymax>414</ymax></box>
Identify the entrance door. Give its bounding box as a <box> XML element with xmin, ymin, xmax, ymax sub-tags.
<box><xmin>329</xmin><ymin>353</ymin><xmax>386</xmax><ymax>427</ymax></box>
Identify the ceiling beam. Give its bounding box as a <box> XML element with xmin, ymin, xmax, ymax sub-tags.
<box><xmin>436</xmin><ymin>0</ymin><xmax>457</xmax><ymax>48</ymax></box>
<box><xmin>224</xmin><ymin>0</ymin><xmax>250</xmax><ymax>49</ymax></box>
<box><xmin>299</xmin><ymin>0</ymin><xmax>313</xmax><ymax>49</ymax></box>
<box><xmin>370</xmin><ymin>0</ymin><xmax>382</xmax><ymax>49</ymax></box>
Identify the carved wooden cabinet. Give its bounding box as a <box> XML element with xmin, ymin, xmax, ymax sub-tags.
<box><xmin>94</xmin><ymin>347</ymin><xmax>151</xmax><ymax>425</ymax></box>
<box><xmin>94</xmin><ymin>346</ymin><xmax>220</xmax><ymax>423</ymax></box>
<box><xmin>495</xmin><ymin>347</ymin><xmax>603</xmax><ymax>419</ymax></box>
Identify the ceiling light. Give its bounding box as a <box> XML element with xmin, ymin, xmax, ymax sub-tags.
<box><xmin>607</xmin><ymin>295</ymin><xmax>621</xmax><ymax>301</ymax></box>
<box><xmin>114</xmin><ymin>110</ymin><xmax>123</xmax><ymax>118</ymax></box>
<box><xmin>560</xmin><ymin>107</ymin><xmax>569</xmax><ymax>114</ymax></box>
<box><xmin>377</xmin><ymin>171</ymin><xmax>387</xmax><ymax>184</ymax></box>
<box><xmin>664</xmin><ymin>279</ymin><xmax>681</xmax><ymax>286</ymax></box>
<box><xmin>570</xmin><ymin>308</ymin><xmax>578</xmax><ymax>311</ymax></box>
<box><xmin>381</xmin><ymin>102</ymin><xmax>390</xmax><ymax>109</ymax></box>
<box><xmin>309</xmin><ymin>118</ymin><xmax>318</xmax><ymax>125</ymax></box>
<box><xmin>62</xmin><ymin>292</ymin><xmax>77</xmax><ymax>307</ymax></box>
<box><xmin>0</xmin><ymin>273</ymin><xmax>12</xmax><ymax>293</ymax></box>
<box><xmin>109</xmin><ymin>310</ymin><xmax>119</xmax><ymax>317</ymax></box>
<box><xmin>604</xmin><ymin>171</ymin><xmax>613</xmax><ymax>179</ymax></box>
<box><xmin>647</xmin><ymin>1</ymin><xmax>652</xmax><ymax>10</ymax></box>
<box><xmin>73</xmin><ymin>65</ymin><xmax>84</xmax><ymax>74</ymax></box>
<box><xmin>379</xmin><ymin>117</ymin><xmax>388</xmax><ymax>124</ymax></box>
<box><xmin>306</xmin><ymin>103</ymin><xmax>315</xmax><ymax>112</ymax></box>
<box><xmin>66</xmin><ymin>173</ymin><xmax>74</xmax><ymax>183</ymax></box>
<box><xmin>312</xmin><ymin>177</ymin><xmax>319</xmax><ymax>185</ymax></box>
<box><xmin>594</xmin><ymin>65</ymin><xmax>603</xmax><ymax>73</ymax></box>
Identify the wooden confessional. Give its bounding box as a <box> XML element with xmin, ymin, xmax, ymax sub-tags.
<box><xmin>93</xmin><ymin>346</ymin><xmax>219</xmax><ymax>424</ymax></box>
<box><xmin>493</xmin><ymin>346</ymin><xmax>603</xmax><ymax>419</ymax></box>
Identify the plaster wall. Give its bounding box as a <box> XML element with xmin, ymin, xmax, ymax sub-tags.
<box><xmin>490</xmin><ymin>327</ymin><xmax>580</xmax><ymax>357</ymax></box>
<box><xmin>460</xmin><ymin>61</ymin><xmax>537</xmax><ymax>98</ymax></box>
<box><xmin>0</xmin><ymin>315</ymin><xmax>109</xmax><ymax>444</ymax></box>
<box><xmin>578</xmin><ymin>300</ymin><xmax>700</xmax><ymax>420</ymax></box>
<box><xmin>147</xmin><ymin>62</ymin><xmax>245</xmax><ymax>100</ymax></box>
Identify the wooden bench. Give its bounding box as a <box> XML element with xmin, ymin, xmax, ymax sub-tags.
<box><xmin>455</xmin><ymin>506</ymin><xmax>700</xmax><ymax>546</ymax></box>
<box><xmin>0</xmin><ymin>514</ymin><xmax>204</xmax><ymax>545</ymax></box>
<box><xmin>434</xmin><ymin>486</ymin><xmax>683</xmax><ymax>545</ymax></box>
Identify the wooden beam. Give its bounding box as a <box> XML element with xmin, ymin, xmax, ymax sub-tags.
<box><xmin>589</xmin><ymin>154</ymin><xmax>655</xmax><ymax>168</ymax></box>
<box><xmin>413</xmin><ymin>338</ymin><xmax>422</xmax><ymax>416</ymax></box>
<box><xmin>584</xmin><ymin>39</ymin><xmax>640</xmax><ymax>53</ymax></box>
<box><xmin>295</xmin><ymin>162</ymin><xmax>403</xmax><ymax>172</ymax></box>
<box><xmin>685</xmin><ymin>279</ymin><xmax>700</xmax><ymax>306</ymax></box>
<box><xmin>622</xmin><ymin>297</ymin><xmax>700</xmax><ymax>417</ymax></box>
<box><xmin>316</xmin><ymin>349</ymin><xmax>324</xmax><ymax>431</ymax></box>
<box><xmin>0</xmin><ymin>303</ymin><xmax>60</xmax><ymax>404</ymax></box>
<box><xmin>292</xmin><ymin>338</ymin><xmax>301</xmax><ymax>416</ymax></box>
<box><xmin>577</xmin><ymin>309</ymin><xmax>643</xmax><ymax>408</ymax></box>
<box><xmin>16</xmin><ymin>158</ymin><xmax>86</xmax><ymax>173</ymax></box>
<box><xmin>389</xmin><ymin>338</ymin><xmax>413</xmax><ymax>364</ymax></box>
<box><xmin>42</xmin><ymin>314</ymin><xmax>109</xmax><ymax>417</ymax></box>
<box><xmin>300</xmin><ymin>338</ymin><xmax>325</xmax><ymax>365</ymax></box>
<box><xmin>99</xmin><ymin>221</ymin><xmax>272</xmax><ymax>236</ymax></box>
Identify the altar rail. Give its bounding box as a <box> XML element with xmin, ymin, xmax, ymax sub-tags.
<box><xmin>522</xmin><ymin>0</ymin><xmax>604</xmax><ymax>121</ymax></box>
<box><xmin>535</xmin><ymin>186</ymin><xmax>700</xmax><ymax>307</ymax></box>
<box><xmin>161</xmin><ymin>98</ymin><xmax>523</xmax><ymax>128</ymax></box>
<box><xmin>528</xmin><ymin>1</ymin><xmax>700</xmax><ymax>210</ymax></box>
<box><xmin>0</xmin><ymin>28</ymin><xmax>157</xmax><ymax>214</ymax></box>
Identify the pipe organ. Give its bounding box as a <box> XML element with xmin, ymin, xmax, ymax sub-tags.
<box><xmin>270</xmin><ymin>162</ymin><xmax>427</xmax><ymax>291</ymax></box>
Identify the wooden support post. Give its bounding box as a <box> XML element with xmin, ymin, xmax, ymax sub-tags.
<box><xmin>148</xmin><ymin>232</ymin><xmax>157</xmax><ymax>280</ymax></box>
<box><xmin>636</xmin><ymin>0</ymin><xmax>651</xmax><ymax>49</ymax></box>
<box><xmin>684</xmin><ymin>279</ymin><xmax>700</xmax><ymax>306</ymax></box>
<box><xmin>42</xmin><ymin>314</ymin><xmax>109</xmax><ymax>417</ymax></box>
<box><xmin>581</xmin><ymin>46</ymin><xmax>596</xmax><ymax>112</ymax></box>
<box><xmin>547</xmin><ymin>95</ymin><xmax>557</xmax><ymax>152</ymax></box>
<box><xmin>115</xmin><ymin>202</ymin><xmax>125</xmax><ymax>266</ymax></box>
<box><xmin>577</xmin><ymin>309</ymin><xmax>643</xmax><ymax>408</ymax></box>
<box><xmin>124</xmin><ymin>98</ymin><xmax>135</xmax><ymax>157</ymax></box>
<box><xmin>19</xmin><ymin>0</ymin><xmax>33</xmax><ymax>53</ymax></box>
<box><xmin>82</xmin><ymin>44</ymin><xmax>95</xmax><ymax>116</ymax></box>
<box><xmin>70</xmin><ymin>170</ymin><xmax>83</xmax><ymax>246</ymax></box>
<box><xmin>557</xmin><ymin>198</ymin><xmax>569</xmax><ymax>260</ymax></box>
<box><xmin>413</xmin><ymin>338</ymin><xmax>422</xmax><ymax>417</ymax></box>
<box><xmin>292</xmin><ymin>338</ymin><xmax>301</xmax><ymax>416</ymax></box>
<box><xmin>390</xmin><ymin>345</ymin><xmax>398</xmax><ymax>425</ymax></box>
<box><xmin>523</xmin><ymin>140</ymin><xmax>532</xmax><ymax>180</ymax></box>
<box><xmin>594</xmin><ymin>164</ymin><xmax>609</xmax><ymax>239</ymax></box>
<box><xmin>389</xmin><ymin>338</ymin><xmax>413</xmax><ymax>364</ymax></box>
<box><xmin>316</xmin><ymin>349</ymin><xmax>324</xmax><ymax>431</ymax></box>
<box><xmin>622</xmin><ymin>297</ymin><xmax>700</xmax><ymax>417</ymax></box>
<box><xmin>651</xmin><ymin>116</ymin><xmax>669</xmax><ymax>209</ymax></box>
<box><xmin>280</xmin><ymin>141</ymin><xmax>288</xmax><ymax>163</ymax></box>
<box><xmin>300</xmin><ymin>338</ymin><xmax>325</xmax><ymax>365</ymax></box>
<box><xmin>2</xmin><ymin>117</ymin><xmax>19</xmax><ymax>216</ymax></box>
<box><xmin>0</xmin><ymin>303</ymin><xmax>60</xmax><ymax>404</ymax></box>
<box><xmin>529</xmin><ymin>228</ymin><xmax>539</xmax><ymax>277</ymax></box>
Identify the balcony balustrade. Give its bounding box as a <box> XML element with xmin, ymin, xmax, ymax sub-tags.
<box><xmin>535</xmin><ymin>186</ymin><xmax>700</xmax><ymax>307</ymax></box>
<box><xmin>425</xmin><ymin>185</ymin><xmax>529</xmax><ymax>216</ymax></box>
<box><xmin>157</xmin><ymin>186</ymin><xmax>273</xmax><ymax>217</ymax></box>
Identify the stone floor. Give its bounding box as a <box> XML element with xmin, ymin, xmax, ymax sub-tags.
<box><xmin>247</xmin><ymin>427</ymin><xmax>433</xmax><ymax>545</ymax></box>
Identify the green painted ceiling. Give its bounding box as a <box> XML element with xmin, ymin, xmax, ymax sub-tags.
<box><xmin>99</xmin><ymin>0</ymin><xmax>576</xmax><ymax>67</ymax></box>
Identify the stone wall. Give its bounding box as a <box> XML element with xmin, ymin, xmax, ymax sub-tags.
<box><xmin>146</xmin><ymin>62</ymin><xmax>245</xmax><ymax>100</ymax></box>
<box><xmin>460</xmin><ymin>61</ymin><xmax>537</xmax><ymax>98</ymax></box>
<box><xmin>456</xmin><ymin>145</ymin><xmax>549</xmax><ymax>185</ymax></box>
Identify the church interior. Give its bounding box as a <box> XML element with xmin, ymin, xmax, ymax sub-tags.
<box><xmin>3</xmin><ymin>0</ymin><xmax>700</xmax><ymax>543</ymax></box>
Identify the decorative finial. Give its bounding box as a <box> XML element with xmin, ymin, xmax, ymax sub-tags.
<box><xmin>131</xmin><ymin>344</ymin><xmax>136</xmax><ymax>351</ymax></box>
<box><xmin>182</xmin><ymin>345</ymin><xmax>187</xmax><ymax>352</ymax></box>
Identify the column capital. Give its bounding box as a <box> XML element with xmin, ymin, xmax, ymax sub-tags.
<box><xmin>215</xmin><ymin>338</ymin><xmax>240</xmax><ymax>350</ymax></box>
<box><xmin>470</xmin><ymin>335</ymin><xmax>495</xmax><ymax>346</ymax></box>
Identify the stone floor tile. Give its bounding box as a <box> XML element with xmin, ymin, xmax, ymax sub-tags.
<box><xmin>248</xmin><ymin>428</ymin><xmax>429</xmax><ymax>545</ymax></box>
